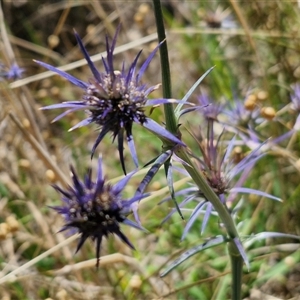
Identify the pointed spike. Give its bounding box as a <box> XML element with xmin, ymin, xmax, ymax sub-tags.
<box><xmin>101</xmin><ymin>56</ymin><xmax>109</xmax><ymax>73</ymax></box>
<box><xmin>34</xmin><ymin>60</ymin><xmax>88</xmax><ymax>89</ymax></box>
<box><xmin>52</xmin><ymin>108</ymin><xmax>85</xmax><ymax>123</ymax></box>
<box><xmin>136</xmin><ymin>41</ymin><xmax>163</xmax><ymax>83</ymax></box>
<box><xmin>70</xmin><ymin>166</ymin><xmax>85</xmax><ymax>197</ymax></box>
<box><xmin>130</xmin><ymin>202</ymin><xmax>142</xmax><ymax>227</ymax></box>
<box><xmin>95</xmin><ymin>235</ymin><xmax>103</xmax><ymax>268</ymax></box>
<box><xmin>143</xmin><ymin>118</ymin><xmax>185</xmax><ymax>146</ymax></box>
<box><xmin>68</xmin><ymin>118</ymin><xmax>92</xmax><ymax>131</ymax></box>
<box><xmin>123</xmin><ymin>218</ymin><xmax>148</xmax><ymax>232</ymax></box>
<box><xmin>127</xmin><ymin>134</ymin><xmax>138</xmax><ymax>168</ymax></box>
<box><xmin>115</xmin><ymin>227</ymin><xmax>135</xmax><ymax>250</ymax></box>
<box><xmin>74</xmin><ymin>31</ymin><xmax>101</xmax><ymax>82</ymax></box>
<box><xmin>114</xmin><ymin>170</ymin><xmax>136</xmax><ymax>194</ymax></box>
<box><xmin>105</xmin><ymin>24</ymin><xmax>121</xmax><ymax>75</ymax></box>
<box><xmin>75</xmin><ymin>233</ymin><xmax>89</xmax><ymax>254</ymax></box>
<box><xmin>41</xmin><ymin>102</ymin><xmax>86</xmax><ymax>110</ymax></box>
<box><xmin>126</xmin><ymin>50</ymin><xmax>143</xmax><ymax>85</ymax></box>
<box><xmin>111</xmin><ymin>24</ymin><xmax>121</xmax><ymax>54</ymax></box>
<box><xmin>117</xmin><ymin>131</ymin><xmax>126</xmax><ymax>175</ymax></box>
<box><xmin>91</xmin><ymin>126</ymin><xmax>111</xmax><ymax>159</ymax></box>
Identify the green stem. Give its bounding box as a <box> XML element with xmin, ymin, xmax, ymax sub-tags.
<box><xmin>152</xmin><ymin>1</ymin><xmax>243</xmax><ymax>298</ymax></box>
<box><xmin>175</xmin><ymin>146</ymin><xmax>243</xmax><ymax>299</ymax></box>
<box><xmin>229</xmin><ymin>242</ymin><xmax>243</xmax><ymax>300</ymax></box>
<box><xmin>152</xmin><ymin>0</ymin><xmax>177</xmax><ymax>135</ymax></box>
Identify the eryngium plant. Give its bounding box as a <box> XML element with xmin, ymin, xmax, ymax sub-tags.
<box><xmin>35</xmin><ymin>26</ymin><xmax>183</xmax><ymax>174</ymax></box>
<box><xmin>51</xmin><ymin>158</ymin><xmax>147</xmax><ymax>267</ymax></box>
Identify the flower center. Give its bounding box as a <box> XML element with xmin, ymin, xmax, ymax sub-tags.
<box><xmin>68</xmin><ymin>187</ymin><xmax>124</xmax><ymax>233</ymax></box>
<box><xmin>83</xmin><ymin>74</ymin><xmax>147</xmax><ymax>130</ymax></box>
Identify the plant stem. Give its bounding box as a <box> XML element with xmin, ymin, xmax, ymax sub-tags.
<box><xmin>152</xmin><ymin>0</ymin><xmax>177</xmax><ymax>135</ymax></box>
<box><xmin>152</xmin><ymin>1</ymin><xmax>243</xmax><ymax>299</ymax></box>
<box><xmin>175</xmin><ymin>146</ymin><xmax>239</xmax><ymax>239</ymax></box>
<box><xmin>229</xmin><ymin>242</ymin><xmax>244</xmax><ymax>300</ymax></box>
<box><xmin>175</xmin><ymin>146</ymin><xmax>243</xmax><ymax>300</ymax></box>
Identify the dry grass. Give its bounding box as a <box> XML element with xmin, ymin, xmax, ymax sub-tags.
<box><xmin>0</xmin><ymin>1</ymin><xmax>300</xmax><ymax>299</ymax></box>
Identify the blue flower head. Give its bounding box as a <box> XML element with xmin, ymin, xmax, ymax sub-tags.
<box><xmin>35</xmin><ymin>26</ymin><xmax>183</xmax><ymax>173</ymax></box>
<box><xmin>52</xmin><ymin>158</ymin><xmax>147</xmax><ymax>267</ymax></box>
<box><xmin>0</xmin><ymin>62</ymin><xmax>24</xmax><ymax>80</ymax></box>
<box><xmin>163</xmin><ymin>124</ymin><xmax>280</xmax><ymax>238</ymax></box>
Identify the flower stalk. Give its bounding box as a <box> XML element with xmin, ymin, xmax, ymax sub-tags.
<box><xmin>152</xmin><ymin>0</ymin><xmax>243</xmax><ymax>299</ymax></box>
<box><xmin>229</xmin><ymin>242</ymin><xmax>244</xmax><ymax>300</ymax></box>
<box><xmin>152</xmin><ymin>0</ymin><xmax>178</xmax><ymax>136</ymax></box>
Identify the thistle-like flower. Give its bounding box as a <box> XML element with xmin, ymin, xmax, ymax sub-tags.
<box><xmin>162</xmin><ymin>122</ymin><xmax>280</xmax><ymax>238</ymax></box>
<box><xmin>35</xmin><ymin>26</ymin><xmax>183</xmax><ymax>173</ymax></box>
<box><xmin>190</xmin><ymin>127</ymin><xmax>260</xmax><ymax>197</ymax></box>
<box><xmin>224</xmin><ymin>98</ymin><xmax>260</xmax><ymax>132</ymax></box>
<box><xmin>0</xmin><ymin>62</ymin><xmax>24</xmax><ymax>80</ymax></box>
<box><xmin>51</xmin><ymin>158</ymin><xmax>147</xmax><ymax>267</ymax></box>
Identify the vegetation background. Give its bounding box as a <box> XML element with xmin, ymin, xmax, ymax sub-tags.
<box><xmin>0</xmin><ymin>0</ymin><xmax>300</xmax><ymax>299</ymax></box>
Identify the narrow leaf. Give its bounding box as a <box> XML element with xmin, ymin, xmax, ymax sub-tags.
<box><xmin>136</xmin><ymin>150</ymin><xmax>172</xmax><ymax>195</ymax></box>
<box><xmin>244</xmin><ymin>232</ymin><xmax>300</xmax><ymax>249</ymax></box>
<box><xmin>174</xmin><ymin>66</ymin><xmax>214</xmax><ymax>119</ymax></box>
<box><xmin>160</xmin><ymin>235</ymin><xmax>226</xmax><ymax>277</ymax></box>
<box><xmin>166</xmin><ymin>159</ymin><xmax>184</xmax><ymax>220</ymax></box>
<box><xmin>230</xmin><ymin>187</ymin><xmax>282</xmax><ymax>202</ymax></box>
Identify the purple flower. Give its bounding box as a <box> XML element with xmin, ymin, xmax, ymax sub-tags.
<box><xmin>197</xmin><ymin>93</ymin><xmax>224</xmax><ymax>121</ymax></box>
<box><xmin>0</xmin><ymin>62</ymin><xmax>24</xmax><ymax>80</ymax></box>
<box><xmin>51</xmin><ymin>158</ymin><xmax>147</xmax><ymax>267</ymax></box>
<box><xmin>191</xmin><ymin>130</ymin><xmax>264</xmax><ymax>198</ymax></box>
<box><xmin>224</xmin><ymin>99</ymin><xmax>260</xmax><ymax>131</ymax></box>
<box><xmin>35</xmin><ymin>26</ymin><xmax>183</xmax><ymax>173</ymax></box>
<box><xmin>163</xmin><ymin>124</ymin><xmax>280</xmax><ymax>238</ymax></box>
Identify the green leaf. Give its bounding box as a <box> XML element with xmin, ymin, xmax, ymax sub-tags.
<box><xmin>160</xmin><ymin>235</ymin><xmax>227</xmax><ymax>277</ymax></box>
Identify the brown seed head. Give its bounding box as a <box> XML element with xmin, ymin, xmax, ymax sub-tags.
<box><xmin>260</xmin><ymin>106</ymin><xmax>276</xmax><ymax>120</ymax></box>
<box><xmin>256</xmin><ymin>90</ymin><xmax>268</xmax><ymax>101</ymax></box>
<box><xmin>6</xmin><ymin>216</ymin><xmax>19</xmax><ymax>232</ymax></box>
<box><xmin>244</xmin><ymin>94</ymin><xmax>257</xmax><ymax>111</ymax></box>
